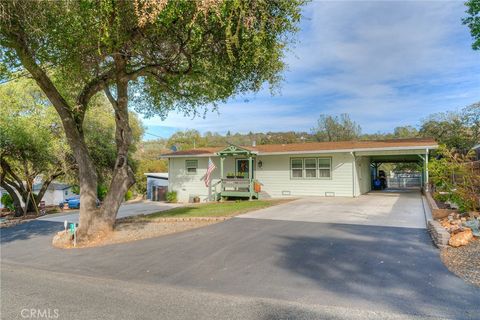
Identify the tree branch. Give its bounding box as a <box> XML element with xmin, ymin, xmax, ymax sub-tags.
<box><xmin>77</xmin><ymin>69</ymin><xmax>117</xmax><ymax>111</ymax></box>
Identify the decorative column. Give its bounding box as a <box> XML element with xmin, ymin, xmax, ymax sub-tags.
<box><xmin>248</xmin><ymin>156</ymin><xmax>253</xmax><ymax>200</ymax></box>
<box><xmin>220</xmin><ymin>156</ymin><xmax>225</xmax><ymax>192</ymax></box>
<box><xmin>425</xmin><ymin>149</ymin><xmax>429</xmax><ymax>192</ymax></box>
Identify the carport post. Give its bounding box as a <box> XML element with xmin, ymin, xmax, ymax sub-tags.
<box><xmin>424</xmin><ymin>148</ymin><xmax>429</xmax><ymax>192</ymax></box>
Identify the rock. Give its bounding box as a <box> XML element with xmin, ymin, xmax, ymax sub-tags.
<box><xmin>448</xmin><ymin>228</ymin><xmax>473</xmax><ymax>247</ymax></box>
<box><xmin>52</xmin><ymin>230</ymin><xmax>73</xmax><ymax>248</ymax></box>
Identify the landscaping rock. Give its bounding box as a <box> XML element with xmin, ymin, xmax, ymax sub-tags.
<box><xmin>427</xmin><ymin>220</ymin><xmax>450</xmax><ymax>248</ymax></box>
<box><xmin>449</xmin><ymin>228</ymin><xmax>473</xmax><ymax>247</ymax></box>
<box><xmin>463</xmin><ymin>219</ymin><xmax>480</xmax><ymax>237</ymax></box>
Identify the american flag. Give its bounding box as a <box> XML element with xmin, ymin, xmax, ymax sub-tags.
<box><xmin>204</xmin><ymin>157</ymin><xmax>216</xmax><ymax>187</ymax></box>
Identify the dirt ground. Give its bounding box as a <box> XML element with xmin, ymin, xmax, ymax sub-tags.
<box><xmin>441</xmin><ymin>238</ymin><xmax>480</xmax><ymax>287</ymax></box>
<box><xmin>57</xmin><ymin>217</ymin><xmax>228</xmax><ymax>249</ymax></box>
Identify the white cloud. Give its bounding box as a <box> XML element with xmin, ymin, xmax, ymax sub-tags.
<box><xmin>141</xmin><ymin>0</ymin><xmax>480</xmax><ymax>138</ymax></box>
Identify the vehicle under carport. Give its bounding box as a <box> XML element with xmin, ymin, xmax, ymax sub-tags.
<box><xmin>353</xmin><ymin>148</ymin><xmax>432</xmax><ymax>193</ymax></box>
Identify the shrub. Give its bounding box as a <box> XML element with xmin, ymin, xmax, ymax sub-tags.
<box><xmin>1</xmin><ymin>193</ymin><xmax>14</xmax><ymax>211</ymax></box>
<box><xmin>97</xmin><ymin>184</ymin><xmax>108</xmax><ymax>201</ymax></box>
<box><xmin>124</xmin><ymin>189</ymin><xmax>133</xmax><ymax>201</ymax></box>
<box><xmin>166</xmin><ymin>191</ymin><xmax>177</xmax><ymax>203</ymax></box>
<box><xmin>429</xmin><ymin>145</ymin><xmax>480</xmax><ymax>213</ymax></box>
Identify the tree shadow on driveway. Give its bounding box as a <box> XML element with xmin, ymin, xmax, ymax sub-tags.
<box><xmin>275</xmin><ymin>223</ymin><xmax>480</xmax><ymax>319</ymax></box>
<box><xmin>1</xmin><ymin>220</ymin><xmax>62</xmax><ymax>244</ymax></box>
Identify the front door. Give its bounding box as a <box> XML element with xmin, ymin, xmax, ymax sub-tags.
<box><xmin>236</xmin><ymin>159</ymin><xmax>254</xmax><ymax>178</ymax></box>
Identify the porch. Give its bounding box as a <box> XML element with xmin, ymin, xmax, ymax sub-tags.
<box><xmin>210</xmin><ymin>145</ymin><xmax>259</xmax><ymax>201</ymax></box>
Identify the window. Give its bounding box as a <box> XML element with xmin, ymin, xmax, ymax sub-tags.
<box><xmin>290</xmin><ymin>157</ymin><xmax>332</xmax><ymax>179</ymax></box>
<box><xmin>304</xmin><ymin>158</ymin><xmax>317</xmax><ymax>178</ymax></box>
<box><xmin>185</xmin><ymin>160</ymin><xmax>198</xmax><ymax>174</ymax></box>
<box><xmin>291</xmin><ymin>159</ymin><xmax>303</xmax><ymax>178</ymax></box>
<box><xmin>318</xmin><ymin>158</ymin><xmax>331</xmax><ymax>178</ymax></box>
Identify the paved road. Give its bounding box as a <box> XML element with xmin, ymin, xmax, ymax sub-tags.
<box><xmin>241</xmin><ymin>191</ymin><xmax>427</xmax><ymax>228</ymax></box>
<box><xmin>2</xmin><ymin>217</ymin><xmax>479</xmax><ymax>319</ymax></box>
<box><xmin>37</xmin><ymin>201</ymin><xmax>181</xmax><ymax>223</ymax></box>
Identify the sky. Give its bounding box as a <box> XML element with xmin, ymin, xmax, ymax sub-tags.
<box><xmin>142</xmin><ymin>0</ymin><xmax>480</xmax><ymax>140</ymax></box>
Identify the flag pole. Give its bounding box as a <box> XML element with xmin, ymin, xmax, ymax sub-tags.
<box><xmin>207</xmin><ymin>157</ymin><xmax>212</xmax><ymax>202</ymax></box>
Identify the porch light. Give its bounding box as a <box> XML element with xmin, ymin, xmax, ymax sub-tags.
<box><xmin>258</xmin><ymin>160</ymin><xmax>263</xmax><ymax>168</ymax></box>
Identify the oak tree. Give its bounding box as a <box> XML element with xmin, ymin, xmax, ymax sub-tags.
<box><xmin>0</xmin><ymin>0</ymin><xmax>303</xmax><ymax>238</ymax></box>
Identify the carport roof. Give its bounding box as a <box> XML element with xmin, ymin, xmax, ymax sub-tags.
<box><xmin>369</xmin><ymin>154</ymin><xmax>423</xmax><ymax>163</ymax></box>
<box><xmin>162</xmin><ymin>138</ymin><xmax>437</xmax><ymax>157</ymax></box>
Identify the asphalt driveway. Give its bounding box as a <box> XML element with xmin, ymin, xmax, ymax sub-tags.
<box><xmin>1</xmin><ymin>194</ymin><xmax>479</xmax><ymax>319</ymax></box>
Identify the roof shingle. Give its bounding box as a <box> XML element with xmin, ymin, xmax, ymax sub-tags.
<box><xmin>162</xmin><ymin>138</ymin><xmax>437</xmax><ymax>157</ymax></box>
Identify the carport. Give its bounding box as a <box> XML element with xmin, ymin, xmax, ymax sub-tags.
<box><xmin>354</xmin><ymin>148</ymin><xmax>432</xmax><ymax>192</ymax></box>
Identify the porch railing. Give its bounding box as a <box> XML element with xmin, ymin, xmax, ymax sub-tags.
<box><xmin>211</xmin><ymin>178</ymin><xmax>258</xmax><ymax>201</ymax></box>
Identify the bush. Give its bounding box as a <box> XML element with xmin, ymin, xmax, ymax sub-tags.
<box><xmin>429</xmin><ymin>145</ymin><xmax>480</xmax><ymax>213</ymax></box>
<box><xmin>124</xmin><ymin>189</ymin><xmax>133</xmax><ymax>201</ymax></box>
<box><xmin>166</xmin><ymin>191</ymin><xmax>177</xmax><ymax>203</ymax></box>
<box><xmin>97</xmin><ymin>184</ymin><xmax>108</xmax><ymax>201</ymax></box>
<box><xmin>1</xmin><ymin>193</ymin><xmax>14</xmax><ymax>211</ymax></box>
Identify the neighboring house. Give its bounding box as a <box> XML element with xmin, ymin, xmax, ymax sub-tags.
<box><xmin>145</xmin><ymin>173</ymin><xmax>169</xmax><ymax>201</ymax></box>
<box><xmin>473</xmin><ymin>144</ymin><xmax>480</xmax><ymax>161</ymax></box>
<box><xmin>162</xmin><ymin>138</ymin><xmax>438</xmax><ymax>203</ymax></box>
<box><xmin>0</xmin><ymin>187</ymin><xmax>6</xmax><ymax>209</ymax></box>
<box><xmin>32</xmin><ymin>182</ymin><xmax>76</xmax><ymax>206</ymax></box>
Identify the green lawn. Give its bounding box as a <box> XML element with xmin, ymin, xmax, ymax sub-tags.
<box><xmin>145</xmin><ymin>200</ymin><xmax>287</xmax><ymax>219</ymax></box>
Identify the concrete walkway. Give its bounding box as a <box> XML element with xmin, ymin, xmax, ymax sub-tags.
<box><xmin>37</xmin><ymin>200</ymin><xmax>181</xmax><ymax>223</ymax></box>
<box><xmin>240</xmin><ymin>191</ymin><xmax>426</xmax><ymax>228</ymax></box>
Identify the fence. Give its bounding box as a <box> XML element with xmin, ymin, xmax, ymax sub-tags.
<box><xmin>386</xmin><ymin>172</ymin><xmax>422</xmax><ymax>189</ymax></box>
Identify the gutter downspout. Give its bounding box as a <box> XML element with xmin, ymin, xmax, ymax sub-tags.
<box><xmin>351</xmin><ymin>152</ymin><xmax>356</xmax><ymax>197</ymax></box>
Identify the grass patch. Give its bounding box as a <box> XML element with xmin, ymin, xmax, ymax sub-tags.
<box><xmin>145</xmin><ymin>199</ymin><xmax>288</xmax><ymax>219</ymax></box>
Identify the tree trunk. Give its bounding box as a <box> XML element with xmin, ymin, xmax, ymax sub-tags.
<box><xmin>0</xmin><ymin>181</ymin><xmax>24</xmax><ymax>217</ymax></box>
<box><xmin>97</xmin><ymin>57</ymin><xmax>135</xmax><ymax>232</ymax></box>
<box><xmin>11</xmin><ymin>38</ymin><xmax>100</xmax><ymax>239</ymax></box>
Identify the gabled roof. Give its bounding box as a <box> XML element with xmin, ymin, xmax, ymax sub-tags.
<box><xmin>32</xmin><ymin>182</ymin><xmax>71</xmax><ymax>191</ymax></box>
<box><xmin>161</xmin><ymin>138</ymin><xmax>438</xmax><ymax>157</ymax></box>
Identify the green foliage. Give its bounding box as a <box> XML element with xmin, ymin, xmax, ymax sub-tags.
<box><xmin>0</xmin><ymin>78</ymin><xmax>69</xmax><ymax>175</ymax></box>
<box><xmin>83</xmin><ymin>97</ymin><xmax>144</xmax><ymax>183</ymax></box>
<box><xmin>166</xmin><ymin>191</ymin><xmax>178</xmax><ymax>203</ymax></box>
<box><xmin>420</xmin><ymin>103</ymin><xmax>479</xmax><ymax>151</ymax></box>
<box><xmin>132</xmin><ymin>138</ymin><xmax>168</xmax><ymax>195</ymax></box>
<box><xmin>167</xmin><ymin>130</ymin><xmax>204</xmax><ymax>150</ymax></box>
<box><xmin>429</xmin><ymin>145</ymin><xmax>480</xmax><ymax>212</ymax></box>
<box><xmin>313</xmin><ymin>114</ymin><xmax>361</xmax><ymax>142</ymax></box>
<box><xmin>124</xmin><ymin>189</ymin><xmax>133</xmax><ymax>201</ymax></box>
<box><xmin>1</xmin><ymin>0</ymin><xmax>305</xmax><ymax>120</ymax></box>
<box><xmin>464</xmin><ymin>0</ymin><xmax>480</xmax><ymax>50</ymax></box>
<box><xmin>97</xmin><ymin>183</ymin><xmax>108</xmax><ymax>201</ymax></box>
<box><xmin>1</xmin><ymin>193</ymin><xmax>14</xmax><ymax>211</ymax></box>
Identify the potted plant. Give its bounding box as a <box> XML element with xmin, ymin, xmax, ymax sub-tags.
<box><xmin>236</xmin><ymin>172</ymin><xmax>246</xmax><ymax>179</ymax></box>
<box><xmin>226</xmin><ymin>172</ymin><xmax>235</xmax><ymax>179</ymax></box>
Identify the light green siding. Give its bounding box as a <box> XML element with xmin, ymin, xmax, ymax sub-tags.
<box><xmin>254</xmin><ymin>153</ymin><xmax>354</xmax><ymax>198</ymax></box>
<box><xmin>355</xmin><ymin>156</ymin><xmax>371</xmax><ymax>196</ymax></box>
<box><xmin>168</xmin><ymin>152</ymin><xmax>360</xmax><ymax>202</ymax></box>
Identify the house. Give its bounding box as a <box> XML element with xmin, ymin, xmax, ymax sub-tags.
<box><xmin>162</xmin><ymin>138</ymin><xmax>438</xmax><ymax>203</ymax></box>
<box><xmin>32</xmin><ymin>182</ymin><xmax>76</xmax><ymax>206</ymax></box>
<box><xmin>0</xmin><ymin>187</ymin><xmax>6</xmax><ymax>209</ymax></box>
<box><xmin>473</xmin><ymin>144</ymin><xmax>480</xmax><ymax>161</ymax></box>
<box><xmin>145</xmin><ymin>173</ymin><xmax>169</xmax><ymax>201</ymax></box>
